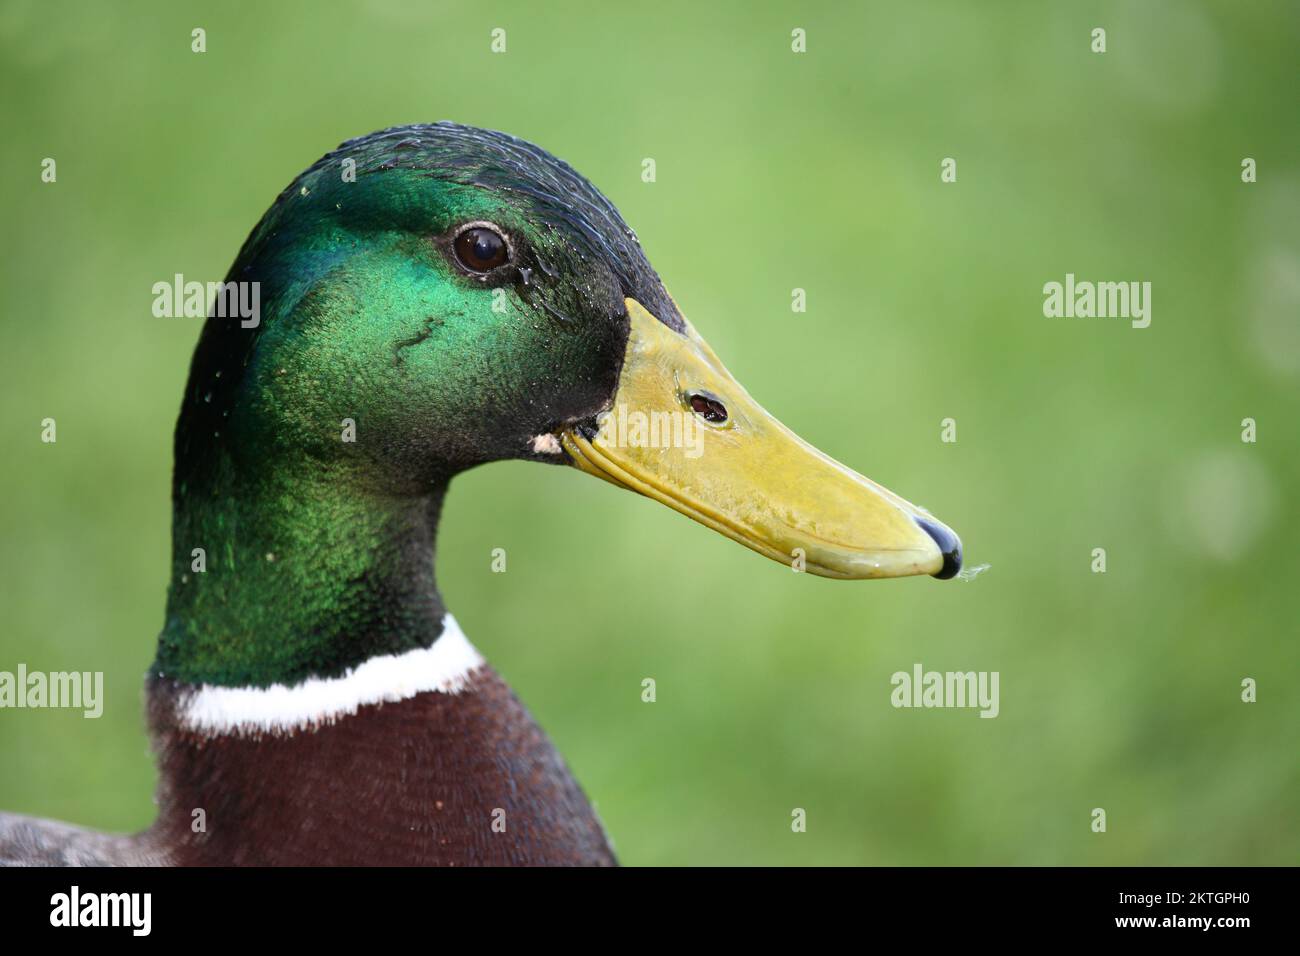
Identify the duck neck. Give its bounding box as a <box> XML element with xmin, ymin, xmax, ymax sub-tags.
<box><xmin>155</xmin><ymin>453</ymin><xmax>450</xmax><ymax>689</ymax></box>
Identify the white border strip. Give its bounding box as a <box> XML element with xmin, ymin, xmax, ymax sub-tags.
<box><xmin>176</xmin><ymin>615</ymin><xmax>484</xmax><ymax>736</ymax></box>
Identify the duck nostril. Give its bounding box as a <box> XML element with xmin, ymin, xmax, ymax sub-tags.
<box><xmin>689</xmin><ymin>392</ymin><xmax>728</xmax><ymax>423</ymax></box>
<box><xmin>914</xmin><ymin>516</ymin><xmax>963</xmax><ymax>580</ymax></box>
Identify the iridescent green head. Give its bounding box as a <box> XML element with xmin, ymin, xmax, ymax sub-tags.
<box><xmin>177</xmin><ymin>122</ymin><xmax>684</xmax><ymax>493</ymax></box>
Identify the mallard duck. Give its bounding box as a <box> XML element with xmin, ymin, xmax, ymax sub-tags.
<box><xmin>0</xmin><ymin>123</ymin><xmax>961</xmax><ymax>866</ymax></box>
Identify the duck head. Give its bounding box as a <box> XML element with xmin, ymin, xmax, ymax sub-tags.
<box><xmin>178</xmin><ymin>122</ymin><xmax>960</xmax><ymax>584</ymax></box>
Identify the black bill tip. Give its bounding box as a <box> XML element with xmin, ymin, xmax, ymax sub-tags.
<box><xmin>915</xmin><ymin>516</ymin><xmax>963</xmax><ymax>580</ymax></box>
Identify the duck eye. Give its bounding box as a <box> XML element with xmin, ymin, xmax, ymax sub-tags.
<box><xmin>453</xmin><ymin>224</ymin><xmax>510</xmax><ymax>273</ymax></box>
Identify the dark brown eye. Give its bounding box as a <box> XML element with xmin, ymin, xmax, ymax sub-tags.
<box><xmin>453</xmin><ymin>224</ymin><xmax>510</xmax><ymax>273</ymax></box>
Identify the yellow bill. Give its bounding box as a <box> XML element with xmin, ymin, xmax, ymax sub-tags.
<box><xmin>561</xmin><ymin>298</ymin><xmax>962</xmax><ymax>580</ymax></box>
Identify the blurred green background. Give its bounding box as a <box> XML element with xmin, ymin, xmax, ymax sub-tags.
<box><xmin>2</xmin><ymin>0</ymin><xmax>1297</xmax><ymax>865</ymax></box>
